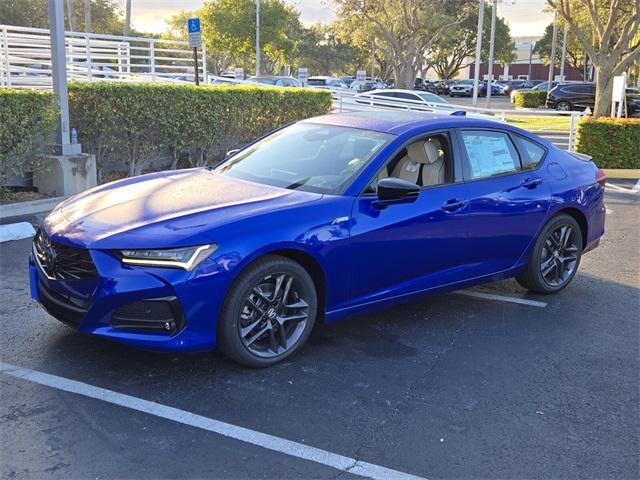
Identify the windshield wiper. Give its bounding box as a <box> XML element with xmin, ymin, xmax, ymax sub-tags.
<box><xmin>285</xmin><ymin>177</ymin><xmax>312</xmax><ymax>190</ymax></box>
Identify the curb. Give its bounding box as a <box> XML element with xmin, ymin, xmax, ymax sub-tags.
<box><xmin>0</xmin><ymin>196</ymin><xmax>66</xmax><ymax>220</ymax></box>
<box><xmin>0</xmin><ymin>221</ymin><xmax>36</xmax><ymax>243</ymax></box>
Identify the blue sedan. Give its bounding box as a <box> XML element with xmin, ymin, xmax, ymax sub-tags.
<box><xmin>30</xmin><ymin>111</ymin><xmax>606</xmax><ymax>367</ymax></box>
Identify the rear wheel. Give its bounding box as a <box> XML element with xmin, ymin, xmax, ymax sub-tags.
<box><xmin>218</xmin><ymin>255</ymin><xmax>317</xmax><ymax>368</ymax></box>
<box><xmin>516</xmin><ymin>214</ymin><xmax>583</xmax><ymax>294</ymax></box>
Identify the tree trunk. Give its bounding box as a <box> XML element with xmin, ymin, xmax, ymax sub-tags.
<box><xmin>593</xmin><ymin>66</ymin><xmax>613</xmax><ymax>117</ymax></box>
<box><xmin>394</xmin><ymin>61</ymin><xmax>415</xmax><ymax>89</ymax></box>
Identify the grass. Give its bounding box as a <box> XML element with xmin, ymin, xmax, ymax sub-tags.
<box><xmin>505</xmin><ymin>115</ymin><xmax>572</xmax><ymax>132</ymax></box>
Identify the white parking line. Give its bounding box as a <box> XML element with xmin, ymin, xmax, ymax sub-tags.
<box><xmin>454</xmin><ymin>290</ymin><xmax>547</xmax><ymax>308</ymax></box>
<box><xmin>0</xmin><ymin>362</ymin><xmax>426</xmax><ymax>480</ymax></box>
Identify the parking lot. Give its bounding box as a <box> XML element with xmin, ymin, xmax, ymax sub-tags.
<box><xmin>1</xmin><ymin>181</ymin><xmax>638</xmax><ymax>479</ymax></box>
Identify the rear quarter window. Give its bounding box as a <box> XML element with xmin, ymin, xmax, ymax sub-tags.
<box><xmin>514</xmin><ymin>135</ymin><xmax>546</xmax><ymax>170</ymax></box>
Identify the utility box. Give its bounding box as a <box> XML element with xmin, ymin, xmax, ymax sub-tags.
<box><xmin>34</xmin><ymin>153</ymin><xmax>97</xmax><ymax>197</ymax></box>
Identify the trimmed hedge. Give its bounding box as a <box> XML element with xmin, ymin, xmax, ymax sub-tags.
<box><xmin>514</xmin><ymin>90</ymin><xmax>547</xmax><ymax>109</ymax></box>
<box><xmin>68</xmin><ymin>82</ymin><xmax>332</xmax><ymax>176</ymax></box>
<box><xmin>575</xmin><ymin>117</ymin><xmax>640</xmax><ymax>169</ymax></box>
<box><xmin>0</xmin><ymin>89</ymin><xmax>58</xmax><ymax>196</ymax></box>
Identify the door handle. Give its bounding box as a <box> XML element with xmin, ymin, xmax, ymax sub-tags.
<box><xmin>521</xmin><ymin>177</ymin><xmax>542</xmax><ymax>189</ymax></box>
<box><xmin>441</xmin><ymin>199</ymin><xmax>468</xmax><ymax>212</ymax></box>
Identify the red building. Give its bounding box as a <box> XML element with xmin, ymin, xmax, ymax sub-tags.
<box><xmin>469</xmin><ymin>62</ymin><xmax>585</xmax><ymax>81</ymax></box>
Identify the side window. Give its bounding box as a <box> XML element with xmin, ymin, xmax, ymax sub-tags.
<box><xmin>396</xmin><ymin>92</ymin><xmax>420</xmax><ymax>101</ymax></box>
<box><xmin>514</xmin><ymin>135</ymin><xmax>546</xmax><ymax>170</ymax></box>
<box><xmin>460</xmin><ymin>130</ymin><xmax>521</xmax><ymax>180</ymax></box>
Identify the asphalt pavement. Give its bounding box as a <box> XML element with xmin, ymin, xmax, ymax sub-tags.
<box><xmin>1</xmin><ymin>181</ymin><xmax>638</xmax><ymax>479</ymax></box>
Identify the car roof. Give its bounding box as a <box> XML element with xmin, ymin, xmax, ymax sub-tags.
<box><xmin>302</xmin><ymin>111</ymin><xmax>507</xmax><ymax>135</ymax></box>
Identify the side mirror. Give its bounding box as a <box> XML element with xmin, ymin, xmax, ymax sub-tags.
<box><xmin>375</xmin><ymin>177</ymin><xmax>419</xmax><ymax>206</ymax></box>
<box><xmin>225</xmin><ymin>148</ymin><xmax>241</xmax><ymax>158</ymax></box>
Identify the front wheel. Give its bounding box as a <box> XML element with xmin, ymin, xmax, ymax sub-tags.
<box><xmin>218</xmin><ymin>255</ymin><xmax>317</xmax><ymax>368</ymax></box>
<box><xmin>555</xmin><ymin>100</ymin><xmax>572</xmax><ymax>111</ymax></box>
<box><xmin>516</xmin><ymin>214</ymin><xmax>583</xmax><ymax>294</ymax></box>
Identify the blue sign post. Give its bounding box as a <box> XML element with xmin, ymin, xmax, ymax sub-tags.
<box><xmin>187</xmin><ymin>18</ymin><xmax>202</xmax><ymax>85</ymax></box>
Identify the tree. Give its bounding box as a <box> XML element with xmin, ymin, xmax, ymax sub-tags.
<box><xmin>0</xmin><ymin>0</ymin><xmax>124</xmax><ymax>34</ymax></box>
<box><xmin>534</xmin><ymin>21</ymin><xmax>586</xmax><ymax>79</ymax></box>
<box><xmin>428</xmin><ymin>1</ymin><xmax>516</xmax><ymax>79</ymax></box>
<box><xmin>166</xmin><ymin>0</ymin><xmax>300</xmax><ymax>75</ymax></box>
<box><xmin>335</xmin><ymin>0</ymin><xmax>465</xmax><ymax>88</ymax></box>
<box><xmin>547</xmin><ymin>0</ymin><xmax>640</xmax><ymax>116</ymax></box>
<box><xmin>296</xmin><ymin>23</ymin><xmax>367</xmax><ymax>75</ymax></box>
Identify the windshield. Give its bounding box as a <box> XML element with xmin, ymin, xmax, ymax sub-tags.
<box><xmin>215</xmin><ymin>123</ymin><xmax>391</xmax><ymax>194</ymax></box>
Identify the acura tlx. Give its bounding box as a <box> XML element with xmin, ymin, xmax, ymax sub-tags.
<box><xmin>30</xmin><ymin>111</ymin><xmax>606</xmax><ymax>367</ymax></box>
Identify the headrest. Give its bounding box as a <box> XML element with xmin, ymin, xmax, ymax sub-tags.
<box><xmin>407</xmin><ymin>141</ymin><xmax>440</xmax><ymax>165</ymax></box>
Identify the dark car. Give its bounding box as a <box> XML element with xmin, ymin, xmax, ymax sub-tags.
<box><xmin>414</xmin><ymin>78</ymin><xmax>437</xmax><ymax>93</ymax></box>
<box><xmin>31</xmin><ymin>111</ymin><xmax>606</xmax><ymax>367</ymax></box>
<box><xmin>547</xmin><ymin>82</ymin><xmax>640</xmax><ymax>115</ymax></box>
<box><xmin>502</xmin><ymin>80</ymin><xmax>526</xmax><ymax>96</ymax></box>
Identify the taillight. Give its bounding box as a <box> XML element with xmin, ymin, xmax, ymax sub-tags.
<box><xmin>596</xmin><ymin>168</ymin><xmax>607</xmax><ymax>187</ymax></box>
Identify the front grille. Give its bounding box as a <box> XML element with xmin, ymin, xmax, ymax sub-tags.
<box><xmin>38</xmin><ymin>280</ymin><xmax>90</xmax><ymax>327</ymax></box>
<box><xmin>33</xmin><ymin>230</ymin><xmax>98</xmax><ymax>281</ymax></box>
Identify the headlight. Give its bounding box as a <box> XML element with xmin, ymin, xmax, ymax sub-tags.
<box><xmin>120</xmin><ymin>244</ymin><xmax>217</xmax><ymax>270</ymax></box>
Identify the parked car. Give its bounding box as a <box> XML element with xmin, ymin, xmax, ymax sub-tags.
<box><xmin>502</xmin><ymin>80</ymin><xmax>526</xmax><ymax>96</ymax></box>
<box><xmin>339</xmin><ymin>75</ymin><xmax>356</xmax><ymax>87</ymax></box>
<box><xmin>354</xmin><ymin>89</ymin><xmax>497</xmax><ymax>120</ymax></box>
<box><xmin>479</xmin><ymin>81</ymin><xmax>502</xmax><ymax>96</ymax></box>
<box><xmin>349</xmin><ymin>80</ymin><xmax>386</xmax><ymax>93</ymax></box>
<box><xmin>30</xmin><ymin>111</ymin><xmax>606</xmax><ymax>367</ymax></box>
<box><xmin>449</xmin><ymin>80</ymin><xmax>475</xmax><ymax>97</ymax></box>
<box><xmin>209</xmin><ymin>76</ymin><xmax>244</xmax><ymax>86</ymax></box>
<box><xmin>307</xmin><ymin>76</ymin><xmax>349</xmax><ymax>91</ymax></box>
<box><xmin>510</xmin><ymin>81</ymin><xmax>560</xmax><ymax>102</ymax></box>
<box><xmin>246</xmin><ymin>76</ymin><xmax>300</xmax><ymax>87</ymax></box>
<box><xmin>414</xmin><ymin>78</ymin><xmax>438</xmax><ymax>93</ymax></box>
<box><xmin>547</xmin><ymin>82</ymin><xmax>640</xmax><ymax>115</ymax></box>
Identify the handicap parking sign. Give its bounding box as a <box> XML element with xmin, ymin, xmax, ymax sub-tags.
<box><xmin>188</xmin><ymin>18</ymin><xmax>201</xmax><ymax>33</ymax></box>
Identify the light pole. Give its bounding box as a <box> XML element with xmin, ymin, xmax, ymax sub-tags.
<box><xmin>255</xmin><ymin>0</ymin><xmax>261</xmax><ymax>76</ymax></box>
<box><xmin>546</xmin><ymin>10</ymin><xmax>558</xmax><ymax>104</ymax></box>
<box><xmin>559</xmin><ymin>22</ymin><xmax>568</xmax><ymax>83</ymax></box>
<box><xmin>48</xmin><ymin>0</ymin><xmax>80</xmax><ymax>155</ymax></box>
<box><xmin>485</xmin><ymin>0</ymin><xmax>497</xmax><ymax>109</ymax></box>
<box><xmin>472</xmin><ymin>0</ymin><xmax>485</xmax><ymax>107</ymax></box>
<box><xmin>527</xmin><ymin>41</ymin><xmax>534</xmax><ymax>80</ymax></box>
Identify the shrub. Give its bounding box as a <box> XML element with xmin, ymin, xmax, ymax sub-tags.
<box><xmin>514</xmin><ymin>90</ymin><xmax>547</xmax><ymax>109</ymax></box>
<box><xmin>68</xmin><ymin>82</ymin><xmax>332</xmax><ymax>176</ymax></box>
<box><xmin>0</xmin><ymin>89</ymin><xmax>58</xmax><ymax>197</ymax></box>
<box><xmin>575</xmin><ymin>117</ymin><xmax>640</xmax><ymax>169</ymax></box>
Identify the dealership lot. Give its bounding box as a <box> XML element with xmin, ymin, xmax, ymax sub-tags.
<box><xmin>1</xmin><ymin>183</ymin><xmax>638</xmax><ymax>479</ymax></box>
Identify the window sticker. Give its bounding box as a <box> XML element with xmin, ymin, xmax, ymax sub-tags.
<box><xmin>462</xmin><ymin>133</ymin><xmax>518</xmax><ymax>178</ymax></box>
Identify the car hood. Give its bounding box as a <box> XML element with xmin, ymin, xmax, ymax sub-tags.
<box><xmin>43</xmin><ymin>169</ymin><xmax>321</xmax><ymax>249</ymax></box>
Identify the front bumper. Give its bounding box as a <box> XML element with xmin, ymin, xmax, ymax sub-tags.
<box><xmin>29</xmin><ymin>245</ymin><xmax>230</xmax><ymax>352</ymax></box>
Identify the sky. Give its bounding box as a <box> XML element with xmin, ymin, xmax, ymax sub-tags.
<box><xmin>128</xmin><ymin>0</ymin><xmax>555</xmax><ymax>39</ymax></box>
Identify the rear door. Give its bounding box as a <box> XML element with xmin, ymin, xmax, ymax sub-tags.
<box><xmin>455</xmin><ymin>128</ymin><xmax>552</xmax><ymax>278</ymax></box>
<box><xmin>349</xmin><ymin>130</ymin><xmax>472</xmax><ymax>305</ymax></box>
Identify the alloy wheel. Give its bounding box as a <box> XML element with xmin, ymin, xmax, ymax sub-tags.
<box><xmin>540</xmin><ymin>224</ymin><xmax>579</xmax><ymax>287</ymax></box>
<box><xmin>238</xmin><ymin>273</ymin><xmax>309</xmax><ymax>358</ymax></box>
<box><xmin>556</xmin><ymin>101</ymin><xmax>571</xmax><ymax>111</ymax></box>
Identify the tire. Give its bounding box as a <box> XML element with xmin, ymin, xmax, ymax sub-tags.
<box><xmin>516</xmin><ymin>214</ymin><xmax>583</xmax><ymax>294</ymax></box>
<box><xmin>555</xmin><ymin>100</ymin><xmax>572</xmax><ymax>111</ymax></box>
<box><xmin>218</xmin><ymin>255</ymin><xmax>317</xmax><ymax>368</ymax></box>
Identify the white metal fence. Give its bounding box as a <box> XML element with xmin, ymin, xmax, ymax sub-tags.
<box><xmin>331</xmin><ymin>91</ymin><xmax>584</xmax><ymax>151</ymax></box>
<box><xmin>0</xmin><ymin>24</ymin><xmax>207</xmax><ymax>89</ymax></box>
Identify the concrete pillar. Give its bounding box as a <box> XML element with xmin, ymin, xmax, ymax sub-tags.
<box><xmin>34</xmin><ymin>154</ymin><xmax>97</xmax><ymax>197</ymax></box>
